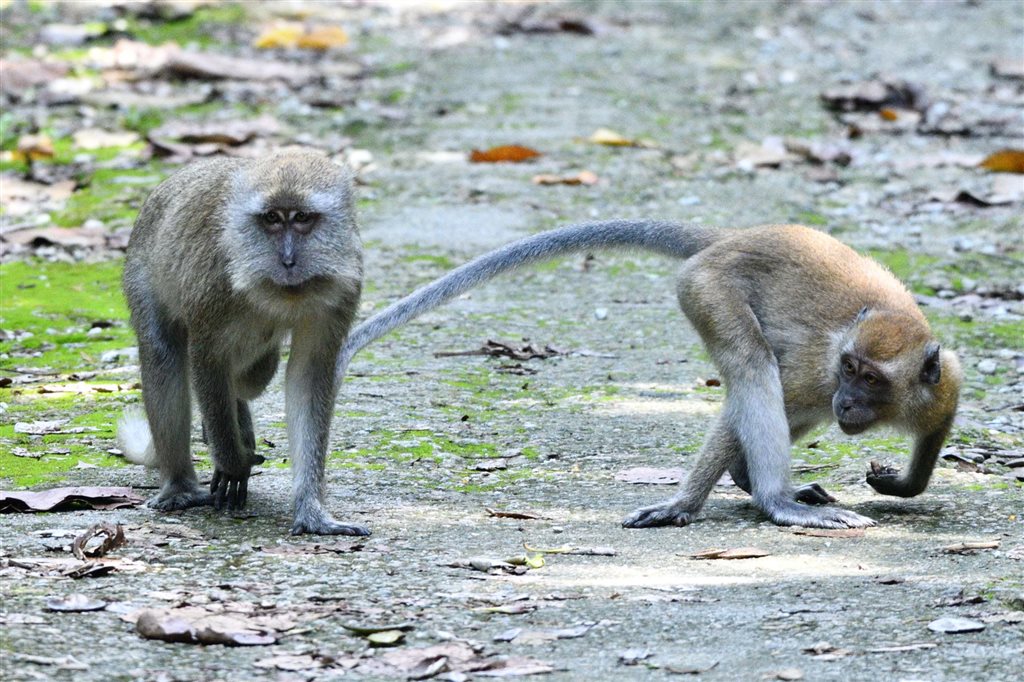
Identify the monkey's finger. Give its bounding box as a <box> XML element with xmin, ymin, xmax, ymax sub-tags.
<box><xmin>794</xmin><ymin>483</ymin><xmax>838</xmax><ymax>506</ymax></box>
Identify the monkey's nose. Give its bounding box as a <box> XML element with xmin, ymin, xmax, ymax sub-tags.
<box><xmin>281</xmin><ymin>256</ymin><xmax>296</xmax><ymax>269</ymax></box>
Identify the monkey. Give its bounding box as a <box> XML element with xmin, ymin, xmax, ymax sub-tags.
<box><xmin>117</xmin><ymin>148</ymin><xmax>368</xmax><ymax>536</ymax></box>
<box><xmin>336</xmin><ymin>220</ymin><xmax>962</xmax><ymax>529</ymax></box>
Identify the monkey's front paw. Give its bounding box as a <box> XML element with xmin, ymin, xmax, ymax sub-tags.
<box><xmin>622</xmin><ymin>503</ymin><xmax>695</xmax><ymax>528</ymax></box>
<box><xmin>866</xmin><ymin>460</ymin><xmax>911</xmax><ymax>497</ymax></box>
<box><xmin>210</xmin><ymin>467</ymin><xmax>252</xmax><ymax>510</ymax></box>
<box><xmin>794</xmin><ymin>482</ymin><xmax>838</xmax><ymax>506</ymax></box>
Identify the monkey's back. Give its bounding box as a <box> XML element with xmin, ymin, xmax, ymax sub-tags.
<box><xmin>124</xmin><ymin>158</ymin><xmax>248</xmax><ymax>323</ymax></box>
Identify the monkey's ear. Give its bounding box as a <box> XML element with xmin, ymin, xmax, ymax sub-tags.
<box><xmin>920</xmin><ymin>342</ymin><xmax>941</xmax><ymax>385</ymax></box>
<box><xmin>855</xmin><ymin>306</ymin><xmax>869</xmax><ymax>323</ymax></box>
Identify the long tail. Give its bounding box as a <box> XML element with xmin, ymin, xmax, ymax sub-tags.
<box><xmin>337</xmin><ymin>219</ymin><xmax>719</xmax><ymax>377</ymax></box>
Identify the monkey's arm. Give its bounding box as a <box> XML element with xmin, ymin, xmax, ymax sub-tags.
<box><xmin>866</xmin><ymin>418</ymin><xmax>953</xmax><ymax>497</ymax></box>
<box><xmin>337</xmin><ymin>220</ymin><xmax>719</xmax><ymax>376</ymax></box>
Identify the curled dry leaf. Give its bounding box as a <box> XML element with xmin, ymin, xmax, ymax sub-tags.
<box><xmin>689</xmin><ymin>547</ymin><xmax>771</xmax><ymax>560</ymax></box>
<box><xmin>486</xmin><ymin>508</ymin><xmax>546</xmax><ymax>520</ymax></box>
<box><xmin>469</xmin><ymin>145</ymin><xmax>542</xmax><ymax>163</ymax></box>
<box><xmin>979</xmin><ymin>149</ymin><xmax>1024</xmax><ymax>174</ymax></box>
<box><xmin>71</xmin><ymin>522</ymin><xmax>126</xmax><ymax>560</ymax></box>
<box><xmin>587</xmin><ymin>128</ymin><xmax>642</xmax><ymax>147</ymax></box>
<box><xmin>14</xmin><ymin>134</ymin><xmax>54</xmax><ymax>161</ymax></box>
<box><xmin>532</xmin><ymin>170</ymin><xmax>599</xmax><ymax>186</ymax></box>
<box><xmin>788</xmin><ymin>527</ymin><xmax>865</xmax><ymax>539</ymax></box>
<box><xmin>136</xmin><ymin>609</ymin><xmax>277</xmax><ymax>646</ymax></box>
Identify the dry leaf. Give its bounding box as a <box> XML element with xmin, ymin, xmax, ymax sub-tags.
<box><xmin>0</xmin><ymin>58</ymin><xmax>69</xmax><ymax>96</ymax></box>
<box><xmin>0</xmin><ymin>176</ymin><xmax>76</xmax><ymax>218</ymax></box>
<box><xmin>979</xmin><ymin>149</ymin><xmax>1024</xmax><ymax>173</ymax></box>
<box><xmin>941</xmin><ymin>540</ymin><xmax>1000</xmax><ymax>554</ymax></box>
<box><xmin>469</xmin><ymin>145</ymin><xmax>542</xmax><ymax>163</ymax></box>
<box><xmin>14</xmin><ymin>134</ymin><xmax>54</xmax><ymax>161</ymax></box>
<box><xmin>532</xmin><ymin>170</ymin><xmax>599</xmax><ymax>185</ymax></box>
<box><xmin>3</xmin><ymin>227</ymin><xmax>108</xmax><ymax>250</ymax></box>
<box><xmin>614</xmin><ymin>467</ymin><xmax>684</xmax><ymax>485</ymax></box>
<box><xmin>0</xmin><ymin>487</ymin><xmax>144</xmax><ymax>513</ymax></box>
<box><xmin>71</xmin><ymin>523</ymin><xmax>126</xmax><ymax>560</ymax></box>
<box><xmin>990</xmin><ymin>57</ymin><xmax>1024</xmax><ymax>80</ymax></box>
<box><xmin>927</xmin><ymin>617</ymin><xmax>985</xmax><ymax>634</ymax></box>
<box><xmin>72</xmin><ymin>129</ymin><xmax>140</xmax><ymax>150</ymax></box>
<box><xmin>161</xmin><ymin>51</ymin><xmax>318</xmax><ymax>85</ymax></box>
<box><xmin>435</xmin><ymin>340</ymin><xmax>560</xmax><ymax>360</ymax></box>
<box><xmin>486</xmin><ymin>508</ymin><xmax>545</xmax><ymax>520</ymax></box>
<box><xmin>788</xmin><ymin>527</ymin><xmax>865</xmax><ymax>539</ymax></box>
<box><xmin>689</xmin><ymin>547</ymin><xmax>771</xmax><ymax>560</ymax></box>
<box><xmin>136</xmin><ymin>609</ymin><xmax>277</xmax><ymax>646</ymax></box>
<box><xmin>253</xmin><ymin>24</ymin><xmax>304</xmax><ymax>48</ymax></box>
<box><xmin>587</xmin><ymin>128</ymin><xmax>636</xmax><ymax>146</ymax></box>
<box><xmin>297</xmin><ymin>26</ymin><xmax>349</xmax><ymax>50</ymax></box>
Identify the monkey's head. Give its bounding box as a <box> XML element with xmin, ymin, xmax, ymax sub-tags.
<box><xmin>223</xmin><ymin>149</ymin><xmax>363</xmax><ymax>316</ymax></box>
<box><xmin>832</xmin><ymin>308</ymin><xmax>962</xmax><ymax>436</ymax></box>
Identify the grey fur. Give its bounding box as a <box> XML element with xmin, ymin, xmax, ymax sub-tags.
<box><xmin>122</xmin><ymin>148</ymin><xmax>367</xmax><ymax>535</ymax></box>
<box><xmin>339</xmin><ymin>221</ymin><xmax>962</xmax><ymax>530</ymax></box>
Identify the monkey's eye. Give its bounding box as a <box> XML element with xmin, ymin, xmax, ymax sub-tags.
<box><xmin>863</xmin><ymin>372</ymin><xmax>879</xmax><ymax>386</ymax></box>
<box><xmin>261</xmin><ymin>211</ymin><xmax>282</xmax><ymax>225</ymax></box>
<box><xmin>842</xmin><ymin>359</ymin><xmax>856</xmax><ymax>376</ymax></box>
<box><xmin>293</xmin><ymin>211</ymin><xmax>311</xmax><ymax>224</ymax></box>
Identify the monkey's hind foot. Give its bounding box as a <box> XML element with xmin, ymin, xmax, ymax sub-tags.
<box><xmin>621</xmin><ymin>502</ymin><xmax>696</xmax><ymax>528</ymax></box>
<box><xmin>794</xmin><ymin>483</ymin><xmax>838</xmax><ymax>506</ymax></box>
<box><xmin>291</xmin><ymin>509</ymin><xmax>370</xmax><ymax>536</ymax></box>
<box><xmin>148</xmin><ymin>485</ymin><xmax>213</xmax><ymax>511</ymax></box>
<box><xmin>764</xmin><ymin>499</ymin><xmax>875</xmax><ymax>529</ymax></box>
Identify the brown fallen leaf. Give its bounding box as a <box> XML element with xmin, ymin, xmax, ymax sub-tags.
<box><xmin>150</xmin><ymin>115</ymin><xmax>282</xmax><ymax>147</ymax></box>
<box><xmin>14</xmin><ymin>134</ymin><xmax>54</xmax><ymax>161</ymax></box>
<box><xmin>71</xmin><ymin>523</ymin><xmax>126</xmax><ymax>560</ymax></box>
<box><xmin>532</xmin><ymin>170</ymin><xmax>599</xmax><ymax>186</ymax></box>
<box><xmin>0</xmin><ymin>487</ymin><xmax>144</xmax><ymax>513</ymax></box>
<box><xmin>0</xmin><ymin>176</ymin><xmax>75</xmax><ymax>218</ymax></box>
<box><xmin>3</xmin><ymin>226</ymin><xmax>108</xmax><ymax>250</ymax></box>
<box><xmin>979</xmin><ymin>149</ymin><xmax>1024</xmax><ymax>173</ymax></box>
<box><xmin>941</xmin><ymin>540</ymin><xmax>1000</xmax><ymax>554</ymax></box>
<box><xmin>136</xmin><ymin>609</ymin><xmax>277</xmax><ymax>646</ymax></box>
<box><xmin>469</xmin><ymin>145</ymin><xmax>542</xmax><ymax>163</ymax></box>
<box><xmin>689</xmin><ymin>547</ymin><xmax>771</xmax><ymax>560</ymax></box>
<box><xmin>614</xmin><ymin>467</ymin><xmax>684</xmax><ymax>485</ymax></box>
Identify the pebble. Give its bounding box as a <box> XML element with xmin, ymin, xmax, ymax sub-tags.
<box><xmin>976</xmin><ymin>359</ymin><xmax>998</xmax><ymax>375</ymax></box>
<box><xmin>927</xmin><ymin>617</ymin><xmax>985</xmax><ymax>634</ymax></box>
<box><xmin>594</xmin><ymin>308</ymin><xmax>608</xmax><ymax>320</ymax></box>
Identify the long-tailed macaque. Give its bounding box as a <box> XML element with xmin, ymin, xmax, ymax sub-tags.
<box><xmin>119</xmin><ymin>148</ymin><xmax>368</xmax><ymax>535</ymax></box>
<box><xmin>337</xmin><ymin>221</ymin><xmax>962</xmax><ymax>529</ymax></box>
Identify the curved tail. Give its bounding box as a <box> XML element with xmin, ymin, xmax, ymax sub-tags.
<box><xmin>337</xmin><ymin>219</ymin><xmax>719</xmax><ymax>378</ymax></box>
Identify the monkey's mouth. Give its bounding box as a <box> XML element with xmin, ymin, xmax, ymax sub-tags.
<box><xmin>268</xmin><ymin>275</ymin><xmax>331</xmax><ymax>297</ymax></box>
<box><xmin>837</xmin><ymin>419</ymin><xmax>872</xmax><ymax>435</ymax></box>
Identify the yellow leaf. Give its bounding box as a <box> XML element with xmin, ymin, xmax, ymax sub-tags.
<box><xmin>296</xmin><ymin>26</ymin><xmax>348</xmax><ymax>50</ymax></box>
<box><xmin>532</xmin><ymin>170</ymin><xmax>599</xmax><ymax>186</ymax></box>
<box><xmin>979</xmin><ymin>149</ymin><xmax>1024</xmax><ymax>174</ymax></box>
<box><xmin>254</xmin><ymin>24</ymin><xmax>303</xmax><ymax>49</ymax></box>
<box><xmin>15</xmin><ymin>134</ymin><xmax>54</xmax><ymax>161</ymax></box>
<box><xmin>588</xmin><ymin>127</ymin><xmax>634</xmax><ymax>146</ymax></box>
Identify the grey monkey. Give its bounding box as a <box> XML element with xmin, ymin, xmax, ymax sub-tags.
<box><xmin>337</xmin><ymin>220</ymin><xmax>962</xmax><ymax>530</ymax></box>
<box><xmin>119</xmin><ymin>148</ymin><xmax>367</xmax><ymax>536</ymax></box>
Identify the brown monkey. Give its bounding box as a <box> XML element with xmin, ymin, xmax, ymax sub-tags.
<box><xmin>119</xmin><ymin>148</ymin><xmax>368</xmax><ymax>535</ymax></box>
<box><xmin>337</xmin><ymin>221</ymin><xmax>962</xmax><ymax>529</ymax></box>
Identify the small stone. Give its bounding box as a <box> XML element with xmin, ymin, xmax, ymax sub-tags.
<box><xmin>594</xmin><ymin>308</ymin><xmax>608</xmax><ymax>320</ymax></box>
<box><xmin>957</xmin><ymin>310</ymin><xmax>974</xmax><ymax>323</ymax></box>
<box><xmin>977</xmin><ymin>359</ymin><xmax>998</xmax><ymax>375</ymax></box>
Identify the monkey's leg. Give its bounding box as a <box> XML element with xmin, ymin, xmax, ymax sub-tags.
<box><xmin>190</xmin><ymin>348</ymin><xmax>252</xmax><ymax>510</ymax></box>
<box><xmin>623</xmin><ymin>418</ymin><xmax>736</xmax><ymax>528</ymax></box>
<box><xmin>135</xmin><ymin>313</ymin><xmax>210</xmax><ymax>510</ymax></box>
<box><xmin>729</xmin><ymin>459</ymin><xmax>836</xmax><ymax>505</ymax></box>
<box><xmin>287</xmin><ymin>323</ymin><xmax>369</xmax><ymax>536</ymax></box>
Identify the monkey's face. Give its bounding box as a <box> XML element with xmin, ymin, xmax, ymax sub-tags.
<box><xmin>832</xmin><ymin>353</ymin><xmax>892</xmax><ymax>434</ymax></box>
<box><xmin>223</xmin><ymin>152</ymin><xmax>363</xmax><ymax>315</ymax></box>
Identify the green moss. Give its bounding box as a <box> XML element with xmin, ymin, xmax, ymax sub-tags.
<box><xmin>53</xmin><ymin>168</ymin><xmax>162</xmax><ymax>227</ymax></box>
<box><xmin>125</xmin><ymin>4</ymin><xmax>248</xmax><ymax>47</ymax></box>
<box><xmin>932</xmin><ymin>315</ymin><xmax>1024</xmax><ymax>351</ymax></box>
<box><xmin>865</xmin><ymin>249</ymin><xmax>939</xmax><ymax>290</ymax></box>
<box><xmin>1</xmin><ymin>260</ymin><xmax>134</xmax><ymax>372</ymax></box>
<box><xmin>400</xmin><ymin>253</ymin><xmax>457</xmax><ymax>269</ymax></box>
<box><xmin>794</xmin><ymin>211</ymin><xmax>828</xmax><ymax>227</ymax></box>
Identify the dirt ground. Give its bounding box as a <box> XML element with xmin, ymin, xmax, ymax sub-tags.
<box><xmin>2</xmin><ymin>2</ymin><xmax>1023</xmax><ymax>681</ymax></box>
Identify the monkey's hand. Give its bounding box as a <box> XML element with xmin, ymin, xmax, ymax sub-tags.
<box><xmin>866</xmin><ymin>460</ymin><xmax>914</xmax><ymax>497</ymax></box>
<box><xmin>210</xmin><ymin>454</ymin><xmax>265</xmax><ymax>510</ymax></box>
<box><xmin>622</xmin><ymin>501</ymin><xmax>696</xmax><ymax>528</ymax></box>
